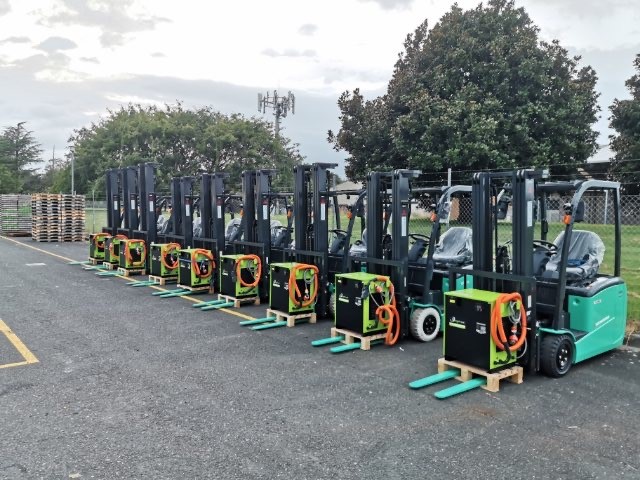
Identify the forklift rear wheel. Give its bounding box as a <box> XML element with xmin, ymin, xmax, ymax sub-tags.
<box><xmin>328</xmin><ymin>292</ymin><xmax>336</xmax><ymax>318</ymax></box>
<box><xmin>541</xmin><ymin>334</ymin><xmax>574</xmax><ymax>378</ymax></box>
<box><xmin>410</xmin><ymin>307</ymin><xmax>440</xmax><ymax>342</ymax></box>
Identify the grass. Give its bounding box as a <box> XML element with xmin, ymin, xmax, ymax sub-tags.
<box><xmin>83</xmin><ymin>208</ymin><xmax>640</xmax><ymax>323</ymax></box>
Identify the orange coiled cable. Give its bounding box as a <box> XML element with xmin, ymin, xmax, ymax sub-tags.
<box><xmin>94</xmin><ymin>232</ymin><xmax>111</xmax><ymax>249</ymax></box>
<box><xmin>288</xmin><ymin>264</ymin><xmax>319</xmax><ymax>308</ymax></box>
<box><xmin>236</xmin><ymin>254</ymin><xmax>261</xmax><ymax>288</ymax></box>
<box><xmin>491</xmin><ymin>292</ymin><xmax>527</xmax><ymax>353</ymax></box>
<box><xmin>374</xmin><ymin>275</ymin><xmax>401</xmax><ymax>346</ymax></box>
<box><xmin>161</xmin><ymin>242</ymin><xmax>181</xmax><ymax>270</ymax></box>
<box><xmin>109</xmin><ymin>234</ymin><xmax>128</xmax><ymax>258</ymax></box>
<box><xmin>124</xmin><ymin>239</ymin><xmax>146</xmax><ymax>268</ymax></box>
<box><xmin>192</xmin><ymin>249</ymin><xmax>215</xmax><ymax>279</ymax></box>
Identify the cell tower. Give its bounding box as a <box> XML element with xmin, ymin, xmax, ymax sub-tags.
<box><xmin>257</xmin><ymin>90</ymin><xmax>295</xmax><ymax>138</ymax></box>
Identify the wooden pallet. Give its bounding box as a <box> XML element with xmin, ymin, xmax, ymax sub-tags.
<box><xmin>88</xmin><ymin>257</ymin><xmax>103</xmax><ymax>265</ymax></box>
<box><xmin>437</xmin><ymin>357</ymin><xmax>523</xmax><ymax>393</ymax></box>
<box><xmin>176</xmin><ymin>284</ymin><xmax>214</xmax><ymax>294</ymax></box>
<box><xmin>217</xmin><ymin>294</ymin><xmax>260</xmax><ymax>308</ymax></box>
<box><xmin>117</xmin><ymin>267</ymin><xmax>145</xmax><ymax>277</ymax></box>
<box><xmin>330</xmin><ymin>327</ymin><xmax>386</xmax><ymax>350</ymax></box>
<box><xmin>149</xmin><ymin>275</ymin><xmax>177</xmax><ymax>285</ymax></box>
<box><xmin>103</xmin><ymin>262</ymin><xmax>118</xmax><ymax>270</ymax></box>
<box><xmin>259</xmin><ymin>308</ymin><xmax>316</xmax><ymax>327</ymax></box>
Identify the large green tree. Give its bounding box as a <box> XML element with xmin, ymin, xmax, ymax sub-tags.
<box><xmin>609</xmin><ymin>54</ymin><xmax>640</xmax><ymax>194</ymax></box>
<box><xmin>65</xmin><ymin>103</ymin><xmax>304</xmax><ymax>194</ymax></box>
<box><xmin>0</xmin><ymin>122</ymin><xmax>43</xmax><ymax>192</ymax></box>
<box><xmin>329</xmin><ymin>0</ymin><xmax>600</xmax><ymax>181</ymax></box>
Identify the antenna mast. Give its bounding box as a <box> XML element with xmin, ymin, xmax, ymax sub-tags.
<box><xmin>257</xmin><ymin>90</ymin><xmax>295</xmax><ymax>138</ymax></box>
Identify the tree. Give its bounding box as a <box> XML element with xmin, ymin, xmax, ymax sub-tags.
<box><xmin>609</xmin><ymin>54</ymin><xmax>640</xmax><ymax>194</ymax></box>
<box><xmin>67</xmin><ymin>103</ymin><xmax>304</xmax><ymax>194</ymax></box>
<box><xmin>0</xmin><ymin>122</ymin><xmax>43</xmax><ymax>192</ymax></box>
<box><xmin>329</xmin><ymin>0</ymin><xmax>600</xmax><ymax>182</ymax></box>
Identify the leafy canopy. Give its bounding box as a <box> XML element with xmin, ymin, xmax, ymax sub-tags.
<box><xmin>60</xmin><ymin>103</ymin><xmax>303</xmax><ymax>194</ymax></box>
<box><xmin>609</xmin><ymin>54</ymin><xmax>640</xmax><ymax>194</ymax></box>
<box><xmin>329</xmin><ymin>0</ymin><xmax>600</xmax><ymax>182</ymax></box>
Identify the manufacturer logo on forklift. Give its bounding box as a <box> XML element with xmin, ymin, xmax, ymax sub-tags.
<box><xmin>273</xmin><ymin>280</ymin><xmax>280</xmax><ymax>287</ymax></box>
<box><xmin>448</xmin><ymin>316</ymin><xmax>466</xmax><ymax>329</ymax></box>
<box><xmin>338</xmin><ymin>293</ymin><xmax>349</xmax><ymax>304</ymax></box>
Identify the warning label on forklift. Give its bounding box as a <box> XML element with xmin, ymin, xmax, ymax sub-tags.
<box><xmin>476</xmin><ymin>322</ymin><xmax>486</xmax><ymax>335</ymax></box>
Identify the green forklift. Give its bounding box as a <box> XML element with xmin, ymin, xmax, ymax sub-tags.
<box><xmin>410</xmin><ymin>170</ymin><xmax>627</xmax><ymax>397</ymax></box>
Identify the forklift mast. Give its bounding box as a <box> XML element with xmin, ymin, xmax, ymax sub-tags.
<box><xmin>181</xmin><ymin>177</ymin><xmax>195</xmax><ymax>249</ymax></box>
<box><xmin>137</xmin><ymin>162</ymin><xmax>158</xmax><ymax>245</ymax></box>
<box><xmin>105</xmin><ymin>168</ymin><xmax>120</xmax><ymax>235</ymax></box>
<box><xmin>211</xmin><ymin>173</ymin><xmax>229</xmax><ymax>249</ymax></box>
<box><xmin>293</xmin><ymin>162</ymin><xmax>338</xmax><ymax>317</ymax></box>
<box><xmin>119</xmin><ymin>166</ymin><xmax>138</xmax><ymax>236</ymax></box>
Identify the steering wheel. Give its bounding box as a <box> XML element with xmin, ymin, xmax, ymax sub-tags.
<box><xmin>331</xmin><ymin>229</ymin><xmax>349</xmax><ymax>238</ymax></box>
<box><xmin>409</xmin><ymin>233</ymin><xmax>430</xmax><ymax>243</ymax></box>
<box><xmin>533</xmin><ymin>239</ymin><xmax>558</xmax><ymax>253</ymax></box>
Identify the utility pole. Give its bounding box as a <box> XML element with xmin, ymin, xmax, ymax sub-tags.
<box><xmin>257</xmin><ymin>90</ymin><xmax>295</xmax><ymax>138</ymax></box>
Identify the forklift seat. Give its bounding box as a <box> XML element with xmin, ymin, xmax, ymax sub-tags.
<box><xmin>193</xmin><ymin>217</ymin><xmax>202</xmax><ymax>238</ymax></box>
<box><xmin>432</xmin><ymin>227</ymin><xmax>473</xmax><ymax>268</ymax></box>
<box><xmin>225</xmin><ymin>218</ymin><xmax>242</xmax><ymax>241</ymax></box>
<box><xmin>349</xmin><ymin>229</ymin><xmax>367</xmax><ymax>257</ymax></box>
<box><xmin>543</xmin><ymin>230</ymin><xmax>605</xmax><ymax>283</ymax></box>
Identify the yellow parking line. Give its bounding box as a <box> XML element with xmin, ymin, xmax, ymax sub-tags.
<box><xmin>0</xmin><ymin>318</ymin><xmax>39</xmax><ymax>368</ymax></box>
<box><xmin>0</xmin><ymin>235</ymin><xmax>75</xmax><ymax>262</ymax></box>
<box><xmin>0</xmin><ymin>236</ymin><xmax>258</xmax><ymax>321</ymax></box>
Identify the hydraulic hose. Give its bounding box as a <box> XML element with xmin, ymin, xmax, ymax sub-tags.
<box><xmin>236</xmin><ymin>254</ymin><xmax>262</xmax><ymax>288</ymax></box>
<box><xmin>161</xmin><ymin>242</ymin><xmax>181</xmax><ymax>270</ymax></box>
<box><xmin>108</xmin><ymin>234</ymin><xmax>128</xmax><ymax>259</ymax></box>
<box><xmin>288</xmin><ymin>264</ymin><xmax>319</xmax><ymax>308</ymax></box>
<box><xmin>124</xmin><ymin>239</ymin><xmax>147</xmax><ymax>268</ymax></box>
<box><xmin>93</xmin><ymin>232</ymin><xmax>111</xmax><ymax>249</ymax></box>
<box><xmin>491</xmin><ymin>292</ymin><xmax>527</xmax><ymax>355</ymax></box>
<box><xmin>192</xmin><ymin>249</ymin><xmax>215</xmax><ymax>279</ymax></box>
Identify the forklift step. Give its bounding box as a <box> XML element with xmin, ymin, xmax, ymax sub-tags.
<box><xmin>239</xmin><ymin>316</ymin><xmax>277</xmax><ymax>326</ymax></box>
<box><xmin>200</xmin><ymin>302</ymin><xmax>235</xmax><ymax>311</ymax></box>
<box><xmin>251</xmin><ymin>321</ymin><xmax>288</xmax><ymax>330</ymax></box>
<box><xmin>434</xmin><ymin>378</ymin><xmax>487</xmax><ymax>399</ymax></box>
<box><xmin>311</xmin><ymin>335</ymin><xmax>345</xmax><ymax>347</ymax></box>
<box><xmin>408</xmin><ymin>369</ymin><xmax>460</xmax><ymax>390</ymax></box>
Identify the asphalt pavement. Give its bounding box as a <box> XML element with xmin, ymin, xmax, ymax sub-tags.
<box><xmin>0</xmin><ymin>236</ymin><xmax>638</xmax><ymax>480</ymax></box>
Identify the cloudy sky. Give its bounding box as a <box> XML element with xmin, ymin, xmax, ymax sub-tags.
<box><xmin>1</xmin><ymin>0</ymin><xmax>639</xmax><ymax>175</ymax></box>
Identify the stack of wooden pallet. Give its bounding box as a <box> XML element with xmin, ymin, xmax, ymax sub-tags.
<box><xmin>32</xmin><ymin>194</ymin><xmax>61</xmax><ymax>242</ymax></box>
<box><xmin>31</xmin><ymin>194</ymin><xmax>85</xmax><ymax>242</ymax></box>
<box><xmin>0</xmin><ymin>194</ymin><xmax>32</xmax><ymax>236</ymax></box>
<box><xmin>59</xmin><ymin>195</ymin><xmax>85</xmax><ymax>242</ymax></box>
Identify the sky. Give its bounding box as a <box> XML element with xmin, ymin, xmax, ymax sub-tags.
<box><xmin>0</xmin><ymin>0</ymin><xmax>639</xmax><ymax>176</ymax></box>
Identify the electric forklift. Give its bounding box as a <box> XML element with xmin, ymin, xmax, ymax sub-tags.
<box><xmin>410</xmin><ymin>170</ymin><xmax>627</xmax><ymax>398</ymax></box>
<box><xmin>313</xmin><ymin>170</ymin><xmax>419</xmax><ymax>352</ymax></box>
<box><xmin>225</xmin><ymin>169</ymin><xmax>294</xmax><ymax>302</ymax></box>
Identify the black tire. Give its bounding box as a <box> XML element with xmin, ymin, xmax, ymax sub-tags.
<box><xmin>541</xmin><ymin>334</ymin><xmax>574</xmax><ymax>378</ymax></box>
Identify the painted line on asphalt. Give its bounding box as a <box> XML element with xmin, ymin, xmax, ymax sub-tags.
<box><xmin>0</xmin><ymin>236</ymin><xmax>258</xmax><ymax>322</ymax></box>
<box><xmin>0</xmin><ymin>235</ymin><xmax>75</xmax><ymax>263</ymax></box>
<box><xmin>0</xmin><ymin>318</ymin><xmax>39</xmax><ymax>370</ymax></box>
